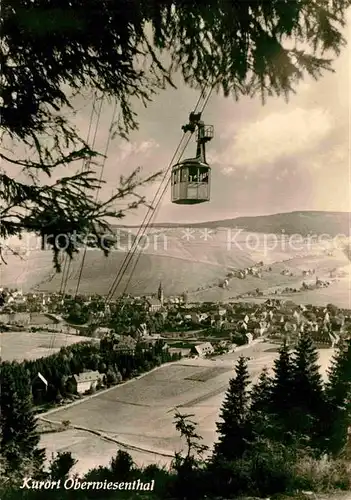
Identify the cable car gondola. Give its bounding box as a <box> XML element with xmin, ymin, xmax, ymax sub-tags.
<box><xmin>171</xmin><ymin>112</ymin><xmax>214</xmax><ymax>205</ymax></box>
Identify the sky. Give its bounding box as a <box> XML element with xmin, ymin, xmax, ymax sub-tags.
<box><xmin>5</xmin><ymin>9</ymin><xmax>351</xmax><ymax>226</ymax></box>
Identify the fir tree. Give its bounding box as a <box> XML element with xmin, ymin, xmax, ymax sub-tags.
<box><xmin>49</xmin><ymin>452</ymin><xmax>77</xmax><ymax>482</ymax></box>
<box><xmin>110</xmin><ymin>451</ymin><xmax>134</xmax><ymax>481</ymax></box>
<box><xmin>324</xmin><ymin>339</ymin><xmax>351</xmax><ymax>455</ymax></box>
<box><xmin>213</xmin><ymin>356</ymin><xmax>251</xmax><ymax>462</ymax></box>
<box><xmin>269</xmin><ymin>341</ymin><xmax>294</xmax><ymax>442</ymax></box>
<box><xmin>250</xmin><ymin>367</ymin><xmax>273</xmax><ymax>415</ymax></box>
<box><xmin>290</xmin><ymin>334</ymin><xmax>326</xmax><ymax>451</ymax></box>
<box><xmin>0</xmin><ymin>362</ymin><xmax>45</xmax><ymax>482</ymax></box>
<box><xmin>249</xmin><ymin>366</ymin><xmax>275</xmax><ymax>440</ymax></box>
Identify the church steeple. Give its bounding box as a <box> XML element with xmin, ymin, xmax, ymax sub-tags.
<box><xmin>157</xmin><ymin>282</ymin><xmax>164</xmax><ymax>305</ymax></box>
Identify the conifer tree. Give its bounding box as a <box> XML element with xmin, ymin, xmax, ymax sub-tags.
<box><xmin>290</xmin><ymin>334</ymin><xmax>326</xmax><ymax>451</ymax></box>
<box><xmin>324</xmin><ymin>339</ymin><xmax>351</xmax><ymax>455</ymax></box>
<box><xmin>213</xmin><ymin>356</ymin><xmax>251</xmax><ymax>462</ymax></box>
<box><xmin>0</xmin><ymin>362</ymin><xmax>45</xmax><ymax>482</ymax></box>
<box><xmin>110</xmin><ymin>451</ymin><xmax>135</xmax><ymax>481</ymax></box>
<box><xmin>269</xmin><ymin>341</ymin><xmax>294</xmax><ymax>442</ymax></box>
<box><xmin>249</xmin><ymin>366</ymin><xmax>274</xmax><ymax>440</ymax></box>
<box><xmin>250</xmin><ymin>366</ymin><xmax>273</xmax><ymax>415</ymax></box>
<box><xmin>49</xmin><ymin>452</ymin><xmax>77</xmax><ymax>482</ymax></box>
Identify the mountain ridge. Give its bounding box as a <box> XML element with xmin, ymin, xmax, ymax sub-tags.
<box><xmin>115</xmin><ymin>211</ymin><xmax>350</xmax><ymax>237</ymax></box>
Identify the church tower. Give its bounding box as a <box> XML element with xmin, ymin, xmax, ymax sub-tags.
<box><xmin>157</xmin><ymin>282</ymin><xmax>164</xmax><ymax>306</ymax></box>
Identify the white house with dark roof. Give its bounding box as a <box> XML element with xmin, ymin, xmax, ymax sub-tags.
<box><xmin>73</xmin><ymin>371</ymin><xmax>102</xmax><ymax>394</ymax></box>
<box><xmin>191</xmin><ymin>342</ymin><xmax>214</xmax><ymax>357</ymax></box>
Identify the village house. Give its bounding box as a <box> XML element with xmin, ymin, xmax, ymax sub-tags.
<box><xmin>31</xmin><ymin>372</ymin><xmax>48</xmax><ymax>399</ymax></box>
<box><xmin>174</xmin><ymin>311</ymin><xmax>184</xmax><ymax>323</ymax></box>
<box><xmin>169</xmin><ymin>346</ymin><xmax>191</xmax><ymax>357</ymax></box>
<box><xmin>217</xmin><ymin>307</ymin><xmax>227</xmax><ymax>317</ymax></box>
<box><xmin>211</xmin><ymin>314</ymin><xmax>226</xmax><ymax>328</ymax></box>
<box><xmin>94</xmin><ymin>326</ymin><xmax>113</xmax><ymax>338</ymax></box>
<box><xmin>334</xmin><ymin>312</ymin><xmax>346</xmax><ymax>328</ymax></box>
<box><xmin>218</xmin><ymin>339</ymin><xmax>236</xmax><ymax>352</ymax></box>
<box><xmin>293</xmin><ymin>309</ymin><xmax>302</xmax><ymax>325</ymax></box>
<box><xmin>284</xmin><ymin>320</ymin><xmax>297</xmax><ymax>333</ymax></box>
<box><xmin>145</xmin><ymin>297</ymin><xmax>163</xmax><ymax>313</ymax></box>
<box><xmin>69</xmin><ymin>371</ymin><xmax>102</xmax><ymax>395</ymax></box>
<box><xmin>142</xmin><ymin>336</ymin><xmax>169</xmax><ymax>350</ymax></box>
<box><xmin>190</xmin><ymin>312</ymin><xmax>209</xmax><ymax>324</ymax></box>
<box><xmin>254</xmin><ymin>321</ymin><xmax>269</xmax><ymax>337</ymax></box>
<box><xmin>323</xmin><ymin>311</ymin><xmax>330</xmax><ymax>325</ymax></box>
<box><xmin>167</xmin><ymin>296</ymin><xmax>181</xmax><ymax>304</ymax></box>
<box><xmin>137</xmin><ymin>323</ymin><xmax>148</xmax><ymax>337</ymax></box>
<box><xmin>159</xmin><ymin>310</ymin><xmax>168</xmax><ymax>321</ymax></box>
<box><xmin>246</xmin><ymin>332</ymin><xmax>254</xmax><ymax>344</ymax></box>
<box><xmin>209</xmin><ymin>306</ymin><xmax>227</xmax><ymax>326</ymax></box>
<box><xmin>191</xmin><ymin>342</ymin><xmax>214</xmax><ymax>357</ymax></box>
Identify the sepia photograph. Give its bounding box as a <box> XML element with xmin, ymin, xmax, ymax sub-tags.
<box><xmin>1</xmin><ymin>1</ymin><xmax>350</xmax><ymax>499</ymax></box>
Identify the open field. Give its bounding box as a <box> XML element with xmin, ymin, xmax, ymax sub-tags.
<box><xmin>0</xmin><ymin>331</ymin><xmax>95</xmax><ymax>362</ymax></box>
<box><xmin>38</xmin><ymin>341</ymin><xmax>335</xmax><ymax>476</ymax></box>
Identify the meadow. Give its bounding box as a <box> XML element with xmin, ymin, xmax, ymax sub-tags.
<box><xmin>1</xmin><ymin>331</ymin><xmax>94</xmax><ymax>362</ymax></box>
<box><xmin>38</xmin><ymin>342</ymin><xmax>335</xmax><ymax>475</ymax></box>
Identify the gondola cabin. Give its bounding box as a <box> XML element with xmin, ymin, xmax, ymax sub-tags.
<box><xmin>171</xmin><ymin>114</ymin><xmax>214</xmax><ymax>205</ymax></box>
<box><xmin>171</xmin><ymin>159</ymin><xmax>210</xmax><ymax>204</ymax></box>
